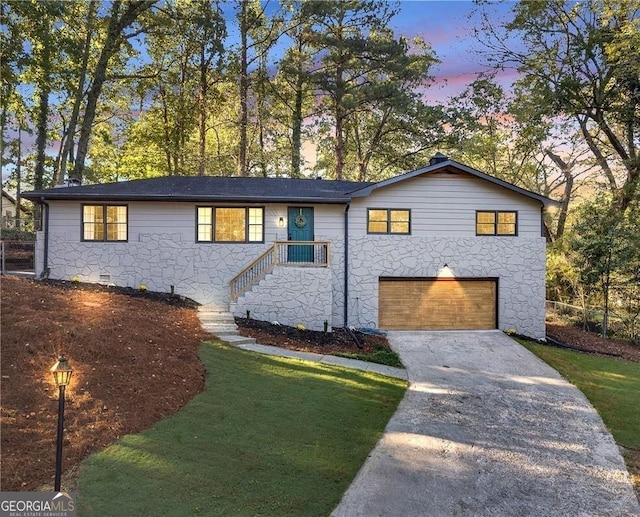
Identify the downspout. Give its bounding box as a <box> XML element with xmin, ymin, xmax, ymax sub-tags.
<box><xmin>40</xmin><ymin>197</ymin><xmax>49</xmax><ymax>278</ymax></box>
<box><xmin>343</xmin><ymin>202</ymin><xmax>350</xmax><ymax>327</ymax></box>
<box><xmin>343</xmin><ymin>202</ymin><xmax>363</xmax><ymax>349</ymax></box>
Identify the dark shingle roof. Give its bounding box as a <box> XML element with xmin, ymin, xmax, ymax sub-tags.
<box><xmin>22</xmin><ymin>159</ymin><xmax>559</xmax><ymax>208</ymax></box>
<box><xmin>22</xmin><ymin>176</ymin><xmax>374</xmax><ymax>204</ymax></box>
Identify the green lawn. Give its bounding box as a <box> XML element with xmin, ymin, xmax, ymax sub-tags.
<box><xmin>77</xmin><ymin>340</ymin><xmax>406</xmax><ymax>516</ymax></box>
<box><xmin>519</xmin><ymin>341</ymin><xmax>640</xmax><ymax>450</ymax></box>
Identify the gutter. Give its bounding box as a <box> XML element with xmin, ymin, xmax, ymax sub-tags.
<box><xmin>343</xmin><ymin>202</ymin><xmax>350</xmax><ymax>327</ymax></box>
<box><xmin>39</xmin><ymin>197</ymin><xmax>49</xmax><ymax>277</ymax></box>
<box><xmin>21</xmin><ymin>194</ymin><xmax>355</xmax><ymax>205</ymax></box>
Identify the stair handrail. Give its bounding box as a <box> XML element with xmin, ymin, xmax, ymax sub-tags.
<box><xmin>230</xmin><ymin>244</ymin><xmax>278</xmax><ymax>301</ymax></box>
<box><xmin>230</xmin><ymin>241</ymin><xmax>331</xmax><ymax>301</ymax></box>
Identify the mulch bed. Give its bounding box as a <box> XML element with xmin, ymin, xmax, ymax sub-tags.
<box><xmin>235</xmin><ymin>317</ymin><xmax>391</xmax><ymax>355</ymax></box>
<box><xmin>546</xmin><ymin>323</ymin><xmax>640</xmax><ymax>362</ymax></box>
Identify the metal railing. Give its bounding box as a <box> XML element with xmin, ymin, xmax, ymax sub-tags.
<box><xmin>230</xmin><ymin>241</ymin><xmax>330</xmax><ymax>301</ymax></box>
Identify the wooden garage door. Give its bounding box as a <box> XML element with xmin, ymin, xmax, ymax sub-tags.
<box><xmin>379</xmin><ymin>278</ymin><xmax>497</xmax><ymax>330</ymax></box>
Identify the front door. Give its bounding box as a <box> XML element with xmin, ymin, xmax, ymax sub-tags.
<box><xmin>288</xmin><ymin>207</ymin><xmax>314</xmax><ymax>262</ymax></box>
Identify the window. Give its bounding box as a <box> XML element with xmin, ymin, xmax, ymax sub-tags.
<box><xmin>476</xmin><ymin>211</ymin><xmax>517</xmax><ymax>236</ymax></box>
<box><xmin>197</xmin><ymin>207</ymin><xmax>264</xmax><ymax>243</ymax></box>
<box><xmin>367</xmin><ymin>209</ymin><xmax>410</xmax><ymax>234</ymax></box>
<box><xmin>82</xmin><ymin>205</ymin><xmax>127</xmax><ymax>241</ymax></box>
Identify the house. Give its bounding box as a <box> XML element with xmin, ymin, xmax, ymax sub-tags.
<box><xmin>1</xmin><ymin>190</ymin><xmax>31</xmax><ymax>229</ymax></box>
<box><xmin>22</xmin><ymin>155</ymin><xmax>557</xmax><ymax>340</ymax></box>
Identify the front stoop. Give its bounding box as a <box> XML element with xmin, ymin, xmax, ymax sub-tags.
<box><xmin>197</xmin><ymin>305</ymin><xmax>257</xmax><ymax>346</ymax></box>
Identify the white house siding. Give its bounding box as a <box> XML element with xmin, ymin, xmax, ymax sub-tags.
<box><xmin>350</xmin><ymin>172</ymin><xmax>542</xmax><ymax>237</ymax></box>
<box><xmin>346</xmin><ymin>173</ymin><xmax>547</xmax><ymax>339</ymax></box>
<box><xmin>36</xmin><ymin>172</ymin><xmax>548</xmax><ymax>338</ymax></box>
<box><xmin>40</xmin><ymin>200</ymin><xmax>347</xmax><ymax>312</ymax></box>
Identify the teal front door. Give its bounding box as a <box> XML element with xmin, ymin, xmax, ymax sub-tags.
<box><xmin>288</xmin><ymin>207</ymin><xmax>314</xmax><ymax>262</ymax></box>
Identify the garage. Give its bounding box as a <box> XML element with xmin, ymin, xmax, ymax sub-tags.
<box><xmin>378</xmin><ymin>278</ymin><xmax>497</xmax><ymax>330</ymax></box>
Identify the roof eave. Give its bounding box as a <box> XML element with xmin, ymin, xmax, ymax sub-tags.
<box><xmin>21</xmin><ymin>192</ymin><xmax>352</xmax><ymax>204</ymax></box>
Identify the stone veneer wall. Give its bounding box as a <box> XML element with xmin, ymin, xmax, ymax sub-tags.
<box><xmin>44</xmin><ymin>232</ymin><xmax>275</xmax><ymax>307</ymax></box>
<box><xmin>231</xmin><ymin>267</ymin><xmax>333</xmax><ymax>331</ymax></box>
<box><xmin>346</xmin><ymin>236</ymin><xmax>547</xmax><ymax>340</ymax></box>
<box><xmin>39</xmin><ymin>228</ymin><xmax>546</xmax><ymax>338</ymax></box>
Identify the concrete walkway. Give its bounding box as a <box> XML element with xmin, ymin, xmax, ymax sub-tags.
<box><xmin>332</xmin><ymin>330</ymin><xmax>640</xmax><ymax>517</ymax></box>
<box><xmin>234</xmin><ymin>342</ymin><xmax>407</xmax><ymax>380</ymax></box>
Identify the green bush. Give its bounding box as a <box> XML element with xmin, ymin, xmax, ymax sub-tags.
<box><xmin>0</xmin><ymin>228</ymin><xmax>36</xmax><ymax>241</ymax></box>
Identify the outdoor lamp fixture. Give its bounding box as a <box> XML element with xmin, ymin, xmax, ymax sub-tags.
<box><xmin>51</xmin><ymin>355</ymin><xmax>73</xmax><ymax>492</ymax></box>
<box><xmin>278</xmin><ymin>216</ymin><xmax>285</xmax><ymax>228</ymax></box>
<box><xmin>437</xmin><ymin>263</ymin><xmax>455</xmax><ymax>278</ymax></box>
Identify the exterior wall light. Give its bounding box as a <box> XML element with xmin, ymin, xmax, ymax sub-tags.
<box><xmin>51</xmin><ymin>355</ymin><xmax>73</xmax><ymax>492</ymax></box>
<box><xmin>438</xmin><ymin>264</ymin><xmax>455</xmax><ymax>278</ymax></box>
<box><xmin>278</xmin><ymin>216</ymin><xmax>285</xmax><ymax>228</ymax></box>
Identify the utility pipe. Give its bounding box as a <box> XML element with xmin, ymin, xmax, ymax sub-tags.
<box><xmin>343</xmin><ymin>202</ymin><xmax>350</xmax><ymax>327</ymax></box>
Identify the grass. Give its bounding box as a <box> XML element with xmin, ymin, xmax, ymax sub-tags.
<box><xmin>77</xmin><ymin>341</ymin><xmax>407</xmax><ymax>516</ymax></box>
<box><xmin>519</xmin><ymin>340</ymin><xmax>640</xmax><ymax>495</ymax></box>
<box><xmin>337</xmin><ymin>344</ymin><xmax>403</xmax><ymax>368</ymax></box>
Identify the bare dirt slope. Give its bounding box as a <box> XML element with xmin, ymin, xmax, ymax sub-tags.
<box><xmin>1</xmin><ymin>276</ymin><xmax>209</xmax><ymax>491</ymax></box>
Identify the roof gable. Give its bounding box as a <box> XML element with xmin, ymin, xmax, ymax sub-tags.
<box><xmin>2</xmin><ymin>190</ymin><xmax>17</xmax><ymax>204</ymax></box>
<box><xmin>351</xmin><ymin>159</ymin><xmax>559</xmax><ymax>207</ymax></box>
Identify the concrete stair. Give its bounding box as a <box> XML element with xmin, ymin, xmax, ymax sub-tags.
<box><xmin>197</xmin><ymin>306</ymin><xmax>257</xmax><ymax>346</ymax></box>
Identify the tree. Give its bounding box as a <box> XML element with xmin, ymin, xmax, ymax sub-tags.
<box><xmin>276</xmin><ymin>1</ymin><xmax>315</xmax><ymax>177</ymax></box>
<box><xmin>140</xmin><ymin>3</ymin><xmax>199</xmax><ymax>175</ymax></box>
<box><xmin>479</xmin><ymin>0</ymin><xmax>640</xmax><ymax>212</ymax></box>
<box><xmin>449</xmin><ymin>75</ymin><xmax>597</xmax><ymax>241</ymax></box>
<box><xmin>303</xmin><ymin>0</ymin><xmax>441</xmax><ymax>180</ymax></box>
<box><xmin>304</xmin><ymin>0</ymin><xmax>395</xmax><ymax>179</ymax></box>
<box><xmin>2</xmin><ymin>1</ymin><xmax>68</xmax><ymax>190</ymax></box>
<box><xmin>233</xmin><ymin>0</ymin><xmax>286</xmax><ymax>176</ymax></box>
<box><xmin>56</xmin><ymin>0</ymin><xmax>98</xmax><ymax>185</ymax></box>
<box><xmin>191</xmin><ymin>0</ymin><xmax>226</xmax><ymax>175</ymax></box>
<box><xmin>0</xmin><ymin>1</ymin><xmax>29</xmax><ymax>191</ymax></box>
<box><xmin>569</xmin><ymin>195</ymin><xmax>640</xmax><ymax>337</ymax></box>
<box><xmin>71</xmin><ymin>0</ymin><xmax>157</xmax><ymax>183</ymax></box>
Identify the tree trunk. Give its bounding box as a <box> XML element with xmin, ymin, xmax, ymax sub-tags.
<box><xmin>545</xmin><ymin>149</ymin><xmax>574</xmax><ymax>241</ymax></box>
<box><xmin>34</xmin><ymin>37</ymin><xmax>51</xmax><ymax>190</ymax></box>
<box><xmin>291</xmin><ymin>72</ymin><xmax>303</xmax><ymax>178</ymax></box>
<box><xmin>57</xmin><ymin>0</ymin><xmax>96</xmax><ymax>185</ymax></box>
<box><xmin>198</xmin><ymin>45</ymin><xmax>207</xmax><ymax>176</ymax></box>
<box><xmin>72</xmin><ymin>0</ymin><xmax>155</xmax><ymax>182</ymax></box>
<box><xmin>159</xmin><ymin>86</ymin><xmax>173</xmax><ymax>175</ymax></box>
<box><xmin>238</xmin><ymin>1</ymin><xmax>249</xmax><ymax>177</ymax></box>
<box><xmin>333</xmin><ymin>63</ymin><xmax>345</xmax><ymax>180</ymax></box>
<box><xmin>290</xmin><ymin>37</ymin><xmax>305</xmax><ymax>178</ymax></box>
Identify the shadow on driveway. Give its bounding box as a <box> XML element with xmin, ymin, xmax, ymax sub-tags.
<box><xmin>332</xmin><ymin>330</ymin><xmax>639</xmax><ymax>517</ymax></box>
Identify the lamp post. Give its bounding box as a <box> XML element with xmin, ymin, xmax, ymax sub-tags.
<box><xmin>51</xmin><ymin>356</ymin><xmax>73</xmax><ymax>492</ymax></box>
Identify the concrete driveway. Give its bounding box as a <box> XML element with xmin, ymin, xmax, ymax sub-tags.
<box><xmin>332</xmin><ymin>331</ymin><xmax>639</xmax><ymax>517</ymax></box>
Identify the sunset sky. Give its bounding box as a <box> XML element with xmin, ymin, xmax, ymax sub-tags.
<box><xmin>390</xmin><ymin>0</ymin><xmax>517</xmax><ymax>102</ymax></box>
<box><xmin>2</xmin><ymin>1</ymin><xmax>522</xmax><ymax>184</ymax></box>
